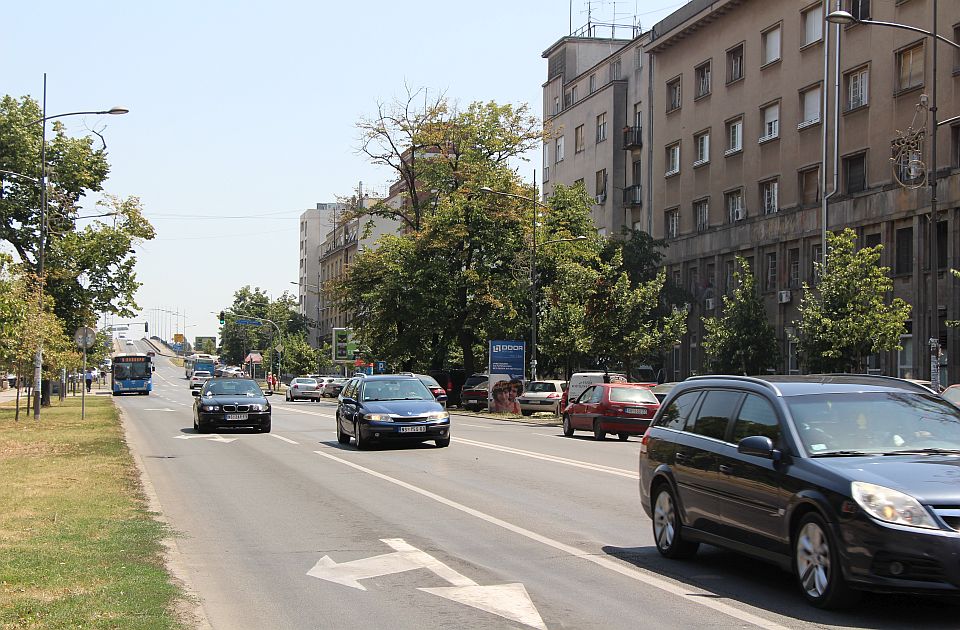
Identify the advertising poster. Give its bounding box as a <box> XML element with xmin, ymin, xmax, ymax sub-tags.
<box><xmin>487</xmin><ymin>340</ymin><xmax>526</xmax><ymax>414</ymax></box>
<box><xmin>332</xmin><ymin>328</ymin><xmax>357</xmax><ymax>362</ymax></box>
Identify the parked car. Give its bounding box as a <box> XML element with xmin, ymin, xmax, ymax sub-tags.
<box><xmin>324</xmin><ymin>378</ymin><xmax>347</xmax><ymax>398</ymax></box>
<box><xmin>413</xmin><ymin>374</ymin><xmax>448</xmax><ymax>407</ymax></box>
<box><xmin>335</xmin><ymin>374</ymin><xmax>450</xmax><ymax>449</ymax></box>
<box><xmin>639</xmin><ymin>374</ymin><xmax>960</xmax><ymax>608</ymax></box>
<box><xmin>517</xmin><ymin>380</ymin><xmax>567</xmax><ymax>416</ymax></box>
<box><xmin>562</xmin><ymin>382</ymin><xmax>659</xmax><ymax>440</ymax></box>
<box><xmin>460</xmin><ymin>378</ymin><xmax>489</xmax><ymax>411</ymax></box>
<box><xmin>429</xmin><ymin>369</ymin><xmax>466</xmax><ymax>407</ymax></box>
<box><xmin>286</xmin><ymin>377</ymin><xmax>320</xmax><ymax>401</ymax></box>
<box><xmin>192</xmin><ymin>378</ymin><xmax>272</xmax><ymax>433</ymax></box>
<box><xmin>314</xmin><ymin>377</ymin><xmax>337</xmax><ymax>396</ymax></box>
<box><xmin>189</xmin><ymin>370</ymin><xmax>212</xmax><ymax>389</ymax></box>
<box><xmin>650</xmin><ymin>381</ymin><xmax>680</xmax><ymax>403</ymax></box>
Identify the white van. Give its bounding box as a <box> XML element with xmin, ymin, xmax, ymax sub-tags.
<box><xmin>566</xmin><ymin>371</ymin><xmax>627</xmax><ymax>404</ymax></box>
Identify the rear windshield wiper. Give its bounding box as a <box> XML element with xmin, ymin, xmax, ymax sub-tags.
<box><xmin>810</xmin><ymin>450</ymin><xmax>881</xmax><ymax>457</ymax></box>
<box><xmin>883</xmin><ymin>448</ymin><xmax>960</xmax><ymax>456</ymax></box>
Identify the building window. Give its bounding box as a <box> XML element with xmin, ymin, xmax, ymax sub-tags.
<box><xmin>694</xmin><ymin>131</ymin><xmax>710</xmax><ymax>166</ymax></box>
<box><xmin>595</xmin><ymin>169</ymin><xmax>607</xmax><ymax>199</ymax></box>
<box><xmin>570</xmin><ymin>86</ymin><xmax>578</xmax><ymax>104</ymax></box>
<box><xmin>893</xmin><ymin>141</ymin><xmax>924</xmax><ymax>185</ymax></box>
<box><xmin>610</xmin><ymin>58</ymin><xmax>622</xmax><ymax>81</ymax></box>
<box><xmin>589</xmin><ymin>73</ymin><xmax>597</xmax><ymax>93</ymax></box>
<box><xmin>788</xmin><ymin>341</ymin><xmax>800</xmax><ymax>374</ymax></box>
<box><xmin>845</xmin><ymin>66</ymin><xmax>869</xmax><ymax>110</ymax></box>
<box><xmin>575</xmin><ymin>124</ymin><xmax>584</xmax><ymax>153</ymax></box>
<box><xmin>788</xmin><ymin>248</ymin><xmax>800</xmax><ymax>288</ymax></box>
<box><xmin>725</xmin><ymin>260</ymin><xmax>735</xmax><ymax>293</ymax></box>
<box><xmin>761</xmin><ymin>179</ymin><xmax>779</xmax><ymax>214</ymax></box>
<box><xmin>899</xmin><ymin>331</ymin><xmax>914</xmax><ymax>379</ymax></box>
<box><xmin>635</xmin><ymin>47</ymin><xmax>644</xmax><ymax>71</ymax></box>
<box><xmin>800</xmin><ymin>166</ymin><xmax>821</xmax><ymax>206</ymax></box>
<box><xmin>799</xmin><ymin>85</ymin><xmax>821</xmax><ymax>127</ymax></box>
<box><xmin>554</xmin><ymin>96</ymin><xmax>561</xmax><ymax>115</ymax></box>
<box><xmin>726</xmin><ymin>189</ymin><xmax>745</xmax><ymax>223</ymax></box>
<box><xmin>596</xmin><ymin>112</ymin><xmax>607</xmax><ymax>143</ymax></box>
<box><xmin>695</xmin><ymin>198</ymin><xmax>709</xmax><ymax>232</ymax></box>
<box><xmin>543</xmin><ymin>144</ymin><xmax>549</xmax><ymax>182</ymax></box>
<box><xmin>665</xmin><ymin>208</ymin><xmax>680</xmax><ymax>239</ymax></box>
<box><xmin>695</xmin><ymin>61</ymin><xmax>711</xmax><ymax>98</ymax></box>
<box><xmin>555</xmin><ymin>136</ymin><xmax>564</xmax><ymax>163</ymax></box>
<box><xmin>897</xmin><ymin>42</ymin><xmax>925</xmax><ymax>92</ymax></box>
<box><xmin>849</xmin><ymin>0</ymin><xmax>870</xmax><ymax>21</ymax></box>
<box><xmin>895</xmin><ymin>226</ymin><xmax>913</xmax><ymax>274</ymax></box>
<box><xmin>937</xmin><ymin>220</ymin><xmax>948</xmax><ymax>269</ymax></box>
<box><xmin>802</xmin><ymin>4</ymin><xmax>823</xmax><ymax>46</ymax></box>
<box><xmin>953</xmin><ymin>125</ymin><xmax>960</xmax><ymax>168</ymax></box>
<box><xmin>844</xmin><ymin>153</ymin><xmax>867</xmax><ymax>193</ymax></box>
<box><xmin>765</xmin><ymin>252</ymin><xmax>778</xmax><ymax>291</ymax></box>
<box><xmin>665</xmin><ymin>142</ymin><xmax>680</xmax><ymax>177</ymax></box>
<box><xmin>955</xmin><ymin>25</ymin><xmax>960</xmax><ymax>72</ymax></box>
<box><xmin>725</xmin><ymin>117</ymin><xmax>743</xmax><ymax>154</ymax></box>
<box><xmin>761</xmin><ymin>103</ymin><xmax>780</xmax><ymax>142</ymax></box>
<box><xmin>762</xmin><ymin>25</ymin><xmax>782</xmax><ymax>66</ymax></box>
<box><xmin>727</xmin><ymin>44</ymin><xmax>744</xmax><ymax>83</ymax></box>
<box><xmin>667</xmin><ymin>77</ymin><xmax>682</xmax><ymax>112</ymax></box>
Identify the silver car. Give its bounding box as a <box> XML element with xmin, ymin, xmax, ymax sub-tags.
<box><xmin>517</xmin><ymin>380</ymin><xmax>568</xmax><ymax>416</ymax></box>
<box><xmin>286</xmin><ymin>377</ymin><xmax>321</xmax><ymax>401</ymax></box>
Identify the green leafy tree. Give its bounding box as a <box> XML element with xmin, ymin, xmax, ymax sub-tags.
<box><xmin>702</xmin><ymin>257</ymin><xmax>780</xmax><ymax>375</ymax></box>
<box><xmin>796</xmin><ymin>229</ymin><xmax>910</xmax><ymax>373</ymax></box>
<box><xmin>218</xmin><ymin>287</ymin><xmax>309</xmax><ymax>368</ymax></box>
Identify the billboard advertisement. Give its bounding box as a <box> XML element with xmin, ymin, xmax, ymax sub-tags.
<box><xmin>332</xmin><ymin>328</ymin><xmax>357</xmax><ymax>362</ymax></box>
<box><xmin>487</xmin><ymin>340</ymin><xmax>525</xmax><ymax>414</ymax></box>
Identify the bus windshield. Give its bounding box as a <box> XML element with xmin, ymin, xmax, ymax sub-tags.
<box><xmin>114</xmin><ymin>361</ymin><xmax>151</xmax><ymax>380</ymax></box>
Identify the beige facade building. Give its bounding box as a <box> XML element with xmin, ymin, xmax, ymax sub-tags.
<box><xmin>543</xmin><ymin>0</ymin><xmax>960</xmax><ymax>384</ymax></box>
<box><xmin>299</xmin><ymin>203</ymin><xmax>345</xmax><ymax>347</ymax></box>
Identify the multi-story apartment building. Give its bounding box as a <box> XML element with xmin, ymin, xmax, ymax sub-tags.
<box><xmin>544</xmin><ymin>0</ymin><xmax>960</xmax><ymax>384</ymax></box>
<box><xmin>299</xmin><ymin>203</ymin><xmax>346</xmax><ymax>347</ymax></box>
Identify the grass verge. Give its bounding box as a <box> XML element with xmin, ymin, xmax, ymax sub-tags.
<box><xmin>0</xmin><ymin>396</ymin><xmax>188</xmax><ymax>629</ymax></box>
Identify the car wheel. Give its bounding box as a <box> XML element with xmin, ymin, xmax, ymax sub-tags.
<box><xmin>652</xmin><ymin>484</ymin><xmax>699</xmax><ymax>559</ymax></box>
<box><xmin>435</xmin><ymin>437</ymin><xmax>451</xmax><ymax>447</ymax></box>
<box><xmin>354</xmin><ymin>421</ymin><xmax>368</xmax><ymax>450</ymax></box>
<box><xmin>193</xmin><ymin>415</ymin><xmax>198</xmax><ymax>431</ymax></box>
<box><xmin>336</xmin><ymin>416</ymin><xmax>350</xmax><ymax>445</ymax></box>
<box><xmin>562</xmin><ymin>414</ymin><xmax>574</xmax><ymax>437</ymax></box>
<box><xmin>593</xmin><ymin>420</ymin><xmax>606</xmax><ymax>441</ymax></box>
<box><xmin>618</xmin><ymin>432</ymin><xmax>629</xmax><ymax>441</ymax></box>
<box><xmin>197</xmin><ymin>418</ymin><xmax>212</xmax><ymax>434</ymax></box>
<box><xmin>793</xmin><ymin>513</ymin><xmax>859</xmax><ymax>608</ymax></box>
<box><xmin>521</xmin><ymin>410</ymin><xmax>532</xmax><ymax>416</ymax></box>
<box><xmin>260</xmin><ymin>418</ymin><xmax>271</xmax><ymax>433</ymax></box>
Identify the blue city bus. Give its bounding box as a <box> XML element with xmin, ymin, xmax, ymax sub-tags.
<box><xmin>185</xmin><ymin>353</ymin><xmax>216</xmax><ymax>379</ymax></box>
<box><xmin>112</xmin><ymin>354</ymin><xmax>153</xmax><ymax>395</ymax></box>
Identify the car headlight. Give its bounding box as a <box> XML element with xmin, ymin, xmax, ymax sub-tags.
<box><xmin>851</xmin><ymin>481</ymin><xmax>939</xmax><ymax>530</ymax></box>
<box><xmin>248</xmin><ymin>404</ymin><xmax>265</xmax><ymax>411</ymax></box>
<box><xmin>202</xmin><ymin>405</ymin><xmax>220</xmax><ymax>412</ymax></box>
<box><xmin>425</xmin><ymin>411</ymin><xmax>450</xmax><ymax>420</ymax></box>
<box><xmin>366</xmin><ymin>413</ymin><xmax>393</xmax><ymax>422</ymax></box>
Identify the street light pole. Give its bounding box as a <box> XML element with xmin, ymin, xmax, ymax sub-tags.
<box><xmin>827</xmin><ymin>7</ymin><xmax>959</xmax><ymax>390</ymax></box>
<box><xmin>29</xmin><ymin>74</ymin><xmax>128</xmax><ymax>419</ymax></box>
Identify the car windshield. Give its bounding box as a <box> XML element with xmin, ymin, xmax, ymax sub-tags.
<box><xmin>204</xmin><ymin>379</ymin><xmax>262</xmax><ymax>397</ymax></box>
<box><xmin>463</xmin><ymin>375</ymin><xmax>487</xmax><ymax>389</ymax></box>
<box><xmin>943</xmin><ymin>388</ymin><xmax>960</xmax><ymax>405</ymax></box>
<box><xmin>787</xmin><ymin>392</ymin><xmax>960</xmax><ymax>455</ymax></box>
<box><xmin>526</xmin><ymin>382</ymin><xmax>559</xmax><ymax>393</ymax></box>
<box><xmin>609</xmin><ymin>387</ymin><xmax>658</xmax><ymax>403</ymax></box>
<box><xmin>362</xmin><ymin>379</ymin><xmax>433</xmax><ymax>401</ymax></box>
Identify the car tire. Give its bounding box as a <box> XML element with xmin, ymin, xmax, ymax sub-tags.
<box><xmin>652</xmin><ymin>484</ymin><xmax>699</xmax><ymax>559</ymax></box>
<box><xmin>260</xmin><ymin>418</ymin><xmax>271</xmax><ymax>433</ymax></box>
<box><xmin>562</xmin><ymin>414</ymin><xmax>574</xmax><ymax>437</ymax></box>
<box><xmin>793</xmin><ymin>513</ymin><xmax>860</xmax><ymax>609</ymax></box>
<box><xmin>337</xmin><ymin>417</ymin><xmax>350</xmax><ymax>445</ymax></box>
<box><xmin>521</xmin><ymin>410</ymin><xmax>532</xmax><ymax>416</ymax></box>
<box><xmin>197</xmin><ymin>418</ymin><xmax>212</xmax><ymax>434</ymax></box>
<box><xmin>618</xmin><ymin>432</ymin><xmax>629</xmax><ymax>441</ymax></box>
<box><xmin>435</xmin><ymin>437</ymin><xmax>451</xmax><ymax>448</ymax></box>
<box><xmin>593</xmin><ymin>420</ymin><xmax>606</xmax><ymax>441</ymax></box>
<box><xmin>354</xmin><ymin>421</ymin><xmax>368</xmax><ymax>450</ymax></box>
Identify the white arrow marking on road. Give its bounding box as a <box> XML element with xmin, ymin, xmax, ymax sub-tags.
<box><xmin>173</xmin><ymin>434</ymin><xmax>237</xmax><ymax>443</ymax></box>
<box><xmin>307</xmin><ymin>538</ymin><xmax>546</xmax><ymax>629</ymax></box>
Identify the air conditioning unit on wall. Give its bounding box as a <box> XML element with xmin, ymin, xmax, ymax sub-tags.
<box><xmin>778</xmin><ymin>290</ymin><xmax>792</xmax><ymax>304</ymax></box>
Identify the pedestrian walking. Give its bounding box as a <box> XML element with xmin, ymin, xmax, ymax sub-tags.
<box><xmin>84</xmin><ymin>368</ymin><xmax>93</xmax><ymax>393</ymax></box>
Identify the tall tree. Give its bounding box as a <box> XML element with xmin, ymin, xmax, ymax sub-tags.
<box><xmin>702</xmin><ymin>256</ymin><xmax>780</xmax><ymax>375</ymax></box>
<box><xmin>796</xmin><ymin>229</ymin><xmax>910</xmax><ymax>373</ymax></box>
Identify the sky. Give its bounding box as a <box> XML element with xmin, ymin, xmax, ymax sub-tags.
<box><xmin>4</xmin><ymin>0</ymin><xmax>683</xmax><ymax>342</ymax></box>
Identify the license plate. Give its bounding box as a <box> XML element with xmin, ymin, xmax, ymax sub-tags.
<box><xmin>539</xmin><ymin>400</ymin><xmax>554</xmax><ymax>405</ymax></box>
<box><xmin>625</xmin><ymin>407</ymin><xmax>648</xmax><ymax>415</ymax></box>
<box><xmin>399</xmin><ymin>425</ymin><xmax>426</xmax><ymax>433</ymax></box>
<box><xmin>226</xmin><ymin>413</ymin><xmax>248</xmax><ymax>421</ymax></box>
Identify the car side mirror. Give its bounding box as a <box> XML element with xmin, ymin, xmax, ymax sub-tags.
<box><xmin>191</xmin><ymin>390</ymin><xmax>200</xmax><ymax>397</ymax></box>
<box><xmin>341</xmin><ymin>397</ymin><xmax>357</xmax><ymax>405</ymax></box>
<box><xmin>737</xmin><ymin>435</ymin><xmax>780</xmax><ymax>460</ymax></box>
<box><xmin>437</xmin><ymin>394</ymin><xmax>448</xmax><ymax>403</ymax></box>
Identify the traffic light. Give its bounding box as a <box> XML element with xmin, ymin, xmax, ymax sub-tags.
<box><xmin>218</xmin><ymin>311</ymin><xmax>225</xmax><ymax>325</ymax></box>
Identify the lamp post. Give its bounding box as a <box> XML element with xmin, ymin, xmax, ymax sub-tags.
<box><xmin>28</xmin><ymin>73</ymin><xmax>128</xmax><ymax>419</ymax></box>
<box><xmin>480</xmin><ymin>182</ymin><xmax>587</xmax><ymax>381</ymax></box>
<box><xmin>827</xmin><ymin>6</ymin><xmax>959</xmax><ymax>390</ymax></box>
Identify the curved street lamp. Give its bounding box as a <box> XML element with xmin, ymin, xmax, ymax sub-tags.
<box><xmin>827</xmin><ymin>5</ymin><xmax>956</xmax><ymax>389</ymax></box>
<box><xmin>480</xmin><ymin>184</ymin><xmax>588</xmax><ymax>381</ymax></box>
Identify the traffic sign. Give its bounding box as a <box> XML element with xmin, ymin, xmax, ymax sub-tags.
<box><xmin>173</xmin><ymin>333</ymin><xmax>184</xmax><ymax>342</ymax></box>
<box><xmin>375</xmin><ymin>361</ymin><xmax>386</xmax><ymax>373</ymax></box>
<box><xmin>236</xmin><ymin>319</ymin><xmax>263</xmax><ymax>326</ymax></box>
<box><xmin>74</xmin><ymin>326</ymin><xmax>97</xmax><ymax>349</ymax></box>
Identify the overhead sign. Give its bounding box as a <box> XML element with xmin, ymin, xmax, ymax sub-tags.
<box><xmin>332</xmin><ymin>328</ymin><xmax>357</xmax><ymax>362</ymax></box>
<box><xmin>308</xmin><ymin>538</ymin><xmax>545</xmax><ymax>629</ymax></box>
<box><xmin>236</xmin><ymin>318</ymin><xmax>263</xmax><ymax>326</ymax></box>
<box><xmin>173</xmin><ymin>333</ymin><xmax>184</xmax><ymax>343</ymax></box>
<box><xmin>195</xmin><ymin>336</ymin><xmax>216</xmax><ymax>350</ymax></box>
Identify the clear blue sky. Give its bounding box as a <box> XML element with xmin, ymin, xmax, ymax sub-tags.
<box><xmin>4</xmin><ymin>0</ymin><xmax>682</xmax><ymax>341</ymax></box>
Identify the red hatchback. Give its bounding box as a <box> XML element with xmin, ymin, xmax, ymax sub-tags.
<box><xmin>562</xmin><ymin>383</ymin><xmax>660</xmax><ymax>441</ymax></box>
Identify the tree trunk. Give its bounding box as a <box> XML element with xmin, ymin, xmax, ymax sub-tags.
<box><xmin>459</xmin><ymin>330</ymin><xmax>476</xmax><ymax>376</ymax></box>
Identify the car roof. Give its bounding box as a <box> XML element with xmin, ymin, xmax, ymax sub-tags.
<box><xmin>359</xmin><ymin>374</ymin><xmax>419</xmax><ymax>381</ymax></box>
<box><xmin>678</xmin><ymin>374</ymin><xmax>934</xmax><ymax>397</ymax></box>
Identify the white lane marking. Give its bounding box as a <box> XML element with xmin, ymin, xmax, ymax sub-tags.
<box><xmin>312</xmin><ymin>448</ymin><xmax>789</xmax><ymax>630</ymax></box>
<box><xmin>270</xmin><ymin>434</ymin><xmax>299</xmax><ymax>445</ymax></box>
<box><xmin>173</xmin><ymin>434</ymin><xmax>237</xmax><ymax>443</ymax></box>
<box><xmin>144</xmin><ymin>408</ymin><xmax>176</xmax><ymax>412</ymax></box>
<box><xmin>452</xmin><ymin>437</ymin><xmax>637</xmax><ymax>479</ymax></box>
<box><xmin>307</xmin><ymin>538</ymin><xmax>546</xmax><ymax>629</ymax></box>
<box><xmin>273</xmin><ymin>405</ymin><xmax>336</xmax><ymax>419</ymax></box>
<box><xmin>457</xmin><ymin>423</ymin><xmax>491</xmax><ymax>429</ymax></box>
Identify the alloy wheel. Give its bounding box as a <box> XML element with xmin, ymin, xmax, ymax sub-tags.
<box><xmin>796</xmin><ymin>521</ymin><xmax>831</xmax><ymax>599</ymax></box>
<box><xmin>653</xmin><ymin>489</ymin><xmax>676</xmax><ymax>551</ymax></box>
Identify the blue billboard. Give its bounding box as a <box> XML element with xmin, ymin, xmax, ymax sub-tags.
<box><xmin>487</xmin><ymin>340</ymin><xmax>526</xmax><ymax>414</ymax></box>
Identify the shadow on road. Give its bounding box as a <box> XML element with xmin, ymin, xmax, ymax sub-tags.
<box><xmin>318</xmin><ymin>439</ymin><xmax>448</xmax><ymax>452</ymax></box>
<box><xmin>603</xmin><ymin>544</ymin><xmax>960</xmax><ymax>628</ymax></box>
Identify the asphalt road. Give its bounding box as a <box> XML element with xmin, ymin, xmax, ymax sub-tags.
<box><xmin>117</xmin><ymin>342</ymin><xmax>959</xmax><ymax>629</ymax></box>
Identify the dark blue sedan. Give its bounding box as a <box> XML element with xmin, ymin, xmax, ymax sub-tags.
<box><xmin>336</xmin><ymin>374</ymin><xmax>451</xmax><ymax>449</ymax></box>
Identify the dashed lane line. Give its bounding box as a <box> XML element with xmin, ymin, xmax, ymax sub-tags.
<box><xmin>451</xmin><ymin>437</ymin><xmax>638</xmax><ymax>479</ymax></box>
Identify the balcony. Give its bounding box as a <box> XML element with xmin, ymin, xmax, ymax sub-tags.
<box><xmin>622</xmin><ymin>126</ymin><xmax>642</xmax><ymax>150</ymax></box>
<box><xmin>623</xmin><ymin>184</ymin><xmax>643</xmax><ymax>206</ymax></box>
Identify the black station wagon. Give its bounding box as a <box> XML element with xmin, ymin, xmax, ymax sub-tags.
<box><xmin>639</xmin><ymin>375</ymin><xmax>960</xmax><ymax>608</ymax></box>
